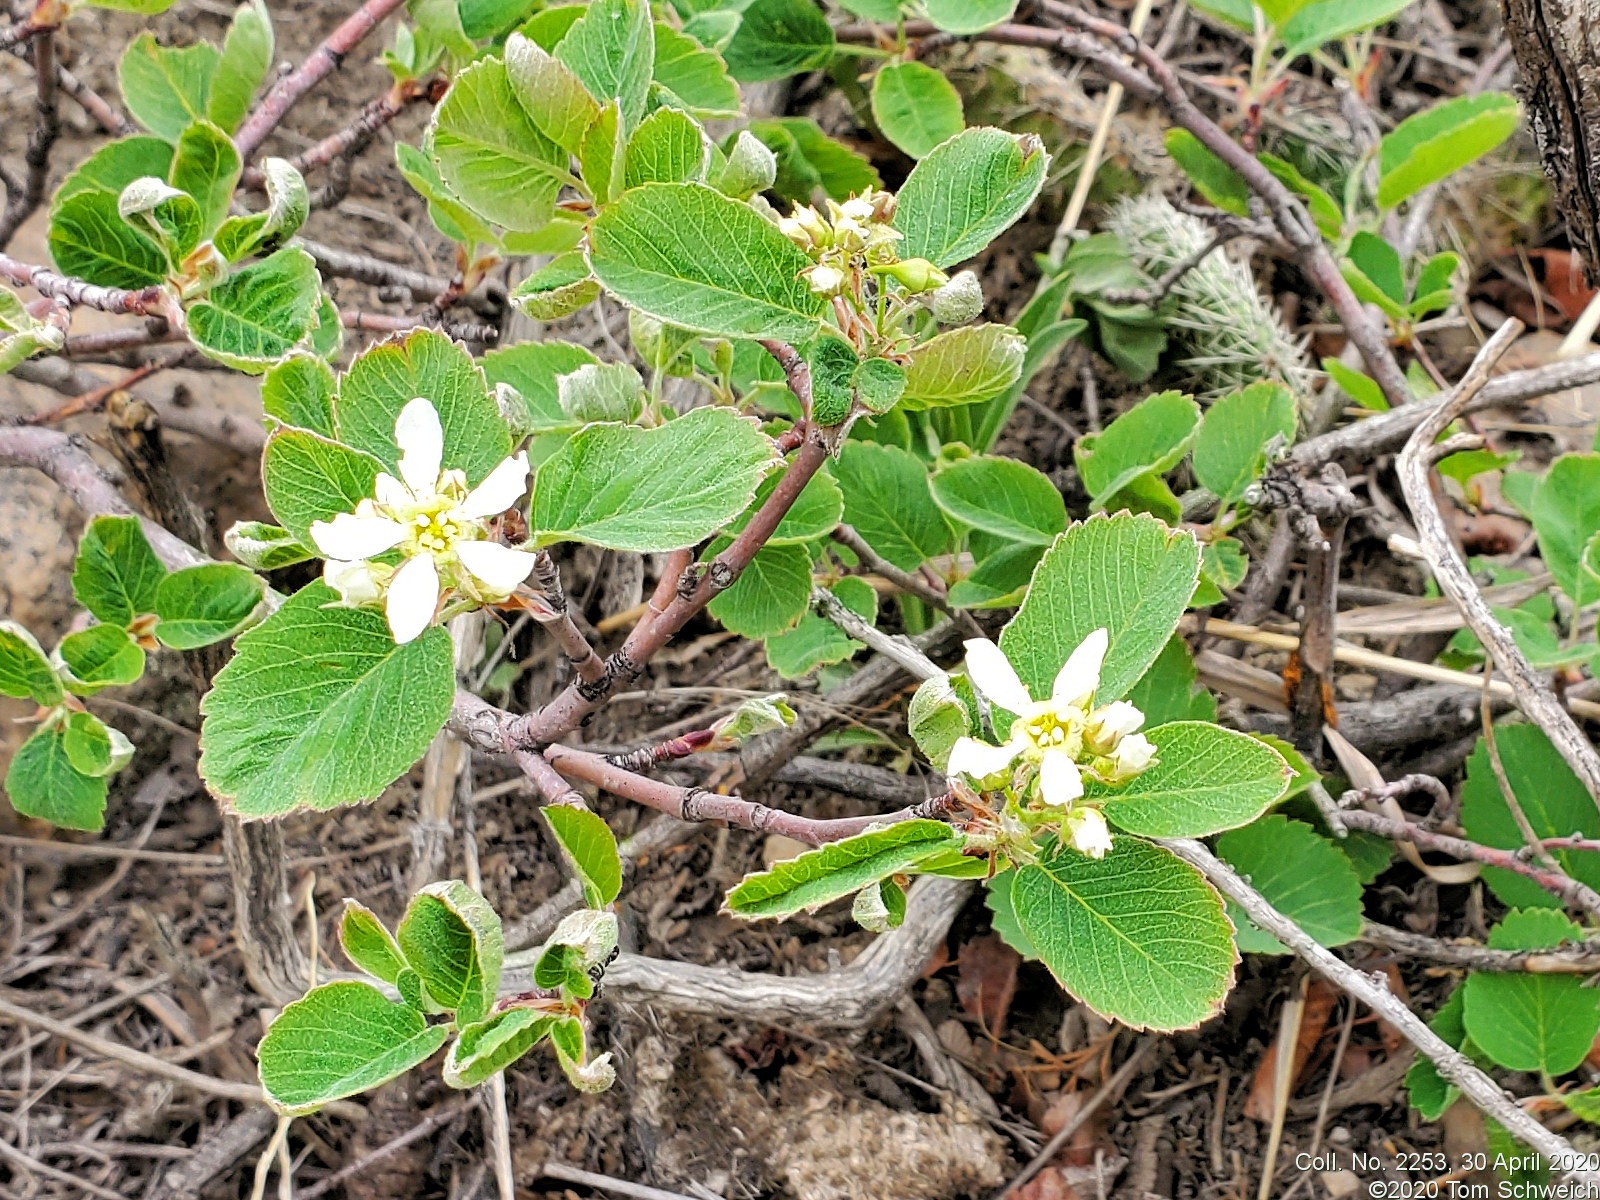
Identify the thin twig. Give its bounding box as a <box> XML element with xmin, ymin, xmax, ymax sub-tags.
<box><xmin>812</xmin><ymin>585</ymin><xmax>943</xmax><ymax>681</ymax></box>
<box><xmin>539</xmin><ymin>1162</ymin><xmax>709</xmax><ymax>1200</ymax></box>
<box><xmin>1360</xmin><ymin>920</ymin><xmax>1600</xmax><ymax>973</ymax></box>
<box><xmin>0</xmin><ymin>26</ymin><xmax>57</xmax><ymax>249</ymax></box>
<box><xmin>297</xmin><ymin>1100</ymin><xmax>472</xmax><ymax>1199</ymax></box>
<box><xmin>0</xmin><ymin>253</ymin><xmax>163</xmax><ymax>313</ymax></box>
<box><xmin>0</xmin><ymin>1137</ymin><xmax>127</xmax><ymax>1200</ymax></box>
<box><xmin>833</xmin><ymin>523</ymin><xmax>982</xmax><ymax>636</ymax></box>
<box><xmin>1396</xmin><ymin>319</ymin><xmax>1600</xmax><ymax>808</ymax></box>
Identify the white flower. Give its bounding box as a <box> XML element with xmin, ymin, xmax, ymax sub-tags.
<box><xmin>1106</xmin><ymin>732</ymin><xmax>1156</xmax><ymax>783</ymax></box>
<box><xmin>1065</xmin><ymin>807</ymin><xmax>1113</xmax><ymax>859</ymax></box>
<box><xmin>309</xmin><ymin>397</ymin><xmax>536</xmax><ymax>644</ymax></box>
<box><xmin>837</xmin><ymin>196</ymin><xmax>875</xmax><ymax>223</ymax></box>
<box><xmin>1086</xmin><ymin>699</ymin><xmax>1143</xmax><ymax>752</ymax></box>
<box><xmin>807</xmin><ymin>264</ymin><xmax>845</xmax><ymax>295</ymax></box>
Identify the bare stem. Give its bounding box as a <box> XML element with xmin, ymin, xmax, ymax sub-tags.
<box><xmin>0</xmin><ymin>253</ymin><xmax>162</xmax><ymax>314</ymax></box>
<box><xmin>0</xmin><ymin>27</ymin><xmax>57</xmax><ymax>250</ymax></box>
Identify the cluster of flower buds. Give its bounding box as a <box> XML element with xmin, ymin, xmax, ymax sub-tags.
<box><xmin>779</xmin><ymin>191</ymin><xmax>920</xmax><ymax>298</ymax></box>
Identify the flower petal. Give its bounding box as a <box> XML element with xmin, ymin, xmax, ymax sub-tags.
<box><xmin>457</xmin><ymin>539</ymin><xmax>538</xmax><ymax>596</ymax></box>
<box><xmin>323</xmin><ymin>559</ymin><xmax>385</xmax><ymax>607</ymax></box>
<box><xmin>395</xmin><ymin>397</ymin><xmax>443</xmax><ymax>494</ymax></box>
<box><xmin>1090</xmin><ymin>700</ymin><xmax>1144</xmax><ymax>743</ymax></box>
<box><xmin>310</xmin><ymin>513</ymin><xmax>407</xmax><ymax>561</ymax></box>
<box><xmin>1052</xmin><ymin>627</ymin><xmax>1108</xmax><ymax>709</ymax></box>
<box><xmin>459</xmin><ymin>452</ymin><xmax>531</xmax><ymax>519</ymax></box>
<box><xmin>1109</xmin><ymin>732</ymin><xmax>1157</xmax><ymax>782</ymax></box>
<box><xmin>962</xmin><ymin>639</ymin><xmax>1033</xmax><ymax>714</ymax></box>
<box><xmin>385</xmin><ymin>554</ymin><xmax>440</xmax><ymax>644</ymax></box>
<box><xmin>946</xmin><ymin>737</ymin><xmax>1018</xmax><ymax>782</ymax></box>
<box><xmin>374</xmin><ymin>472</ymin><xmax>411</xmax><ymax>510</ymax></box>
<box><xmin>1067</xmin><ymin>807</ymin><xmax>1113</xmax><ymax>859</ymax></box>
<box><xmin>1038</xmin><ymin>750</ymin><xmax>1084</xmax><ymax>807</ymax></box>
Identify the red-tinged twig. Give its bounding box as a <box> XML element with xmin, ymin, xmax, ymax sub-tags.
<box><xmin>22</xmin><ymin>358</ymin><xmax>168</xmax><ymax>425</ymax></box>
<box><xmin>232</xmin><ymin>0</ymin><xmax>410</xmax><ymax>160</ymax></box>
<box><xmin>604</xmin><ymin>729</ymin><xmax>716</xmax><ymax>773</ymax></box>
<box><xmin>543</xmin><ymin>744</ymin><xmax>957</xmax><ymax>845</ymax></box>
<box><xmin>0</xmin><ymin>16</ymin><xmax>49</xmax><ymax>52</ymax></box>
<box><xmin>3</xmin><ymin>41</ymin><xmax>130</xmax><ymax>135</ymax></box>
<box><xmin>1336</xmin><ymin>810</ymin><xmax>1600</xmax><ymax>918</ymax></box>
<box><xmin>0</xmin><ymin>26</ymin><xmax>57</xmax><ymax>250</ymax></box>
<box><xmin>511</xmin><ymin>551</ymin><xmax>607</xmax><ymax>688</ymax></box>
<box><xmin>242</xmin><ymin>82</ymin><xmax>425</xmax><ymax>189</ymax></box>
<box><xmin>0</xmin><ymin>254</ymin><xmax>163</xmax><ymax>314</ymax></box>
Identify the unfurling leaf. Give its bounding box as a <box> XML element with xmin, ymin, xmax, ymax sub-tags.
<box><xmin>543</xmin><ymin>806</ymin><xmax>623</xmax><ymax>908</ymax></box>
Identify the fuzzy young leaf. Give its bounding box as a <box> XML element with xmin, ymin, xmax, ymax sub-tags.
<box><xmin>505</xmin><ymin>34</ymin><xmax>598</xmax><ymax>157</ymax></box>
<box><xmin>208</xmin><ymin>0</ymin><xmax>273</xmax><ymax>133</ymax></box>
<box><xmin>119</xmin><ymin>36</ymin><xmax>217</xmax><ymax>143</ymax></box>
<box><xmin>725</xmin><ymin>820</ymin><xmax>962</xmax><ymax>919</ymax></box>
<box><xmin>1012</xmin><ymin>836</ymin><xmax>1235</xmax><ymax>1031</ymax></box>
<box><xmin>1461</xmin><ymin>724</ymin><xmax>1600</xmax><ymax>909</ymax></box>
<box><xmin>533</xmin><ymin>909</ymin><xmax>619</xmax><ymax>997</ymax></box>
<box><xmin>930</xmin><ymin>456</ymin><xmax>1065</xmax><ymax>546</ymax></box>
<box><xmin>257</xmin><ymin>981</ymin><xmax>450</xmax><ymax>1115</ymax></box>
<box><xmin>60</xmin><ymin>710</ymin><xmax>134</xmax><ymax>778</ymax></box>
<box><xmin>1074</xmin><ymin>390</ymin><xmax>1200</xmax><ymax>505</ymax></box>
<box><xmin>5</xmin><ymin>721</ymin><xmax>109</xmax><ymax>831</ymax></box>
<box><xmin>894</xmin><ymin>128</ymin><xmax>1048</xmax><ymax>268</ymax></box>
<box><xmin>870</xmin><ymin>61</ymin><xmax>963</xmax><ymax>160</ymax></box>
<box><xmin>0</xmin><ymin>623</ymin><xmax>63</xmax><ymax>707</ymax></box>
<box><xmin>766</xmin><ymin>575</ymin><xmax>877</xmax><ymax>678</ymax></box>
<box><xmin>444</xmin><ymin>1008</ymin><xmax>558</xmax><ymax>1088</ymax></box>
<box><xmin>214</xmin><ymin>158</ymin><xmax>308</xmax><ymax>261</ymax></box>
<box><xmin>1463</xmin><ymin>909</ymin><xmax>1600</xmax><ymax>1075</ymax></box>
<box><xmin>482</xmin><ymin>341</ymin><xmax>600</xmax><ymax>438</ymax></box>
<box><xmin>198</xmin><ymin>582</ymin><xmax>455</xmax><ymax>818</ymax></box>
<box><xmin>556</xmin><ymin>0</ymin><xmax>655</xmax><ymax>131</ymax></box>
<box><xmin>54</xmin><ymin>624</ymin><xmax>145</xmax><ymax>696</ymax></box>
<box><xmin>187</xmin><ymin>246</ymin><xmax>321</xmax><ymax>373</ymax></box>
<box><xmin>1192</xmin><ymin>382</ymin><xmax>1297</xmax><ymax>507</ymax></box>
<box><xmin>901</xmin><ymin>325</ymin><xmax>1025</xmax><ymax>409</ymax></box>
<box><xmin>118</xmin><ymin>178</ymin><xmax>202</xmax><ymax>263</ymax></box>
<box><xmin>706</xmin><ymin>541</ymin><xmax>813</xmax><ymax>638</ymax></box>
<box><xmin>1001</xmin><ymin>513</ymin><xmax>1201</xmax><ymax>702</ymax></box>
<box><xmin>396</xmin><ymin>881</ymin><xmax>503</xmax><ymax>1026</ymax></box>
<box><xmin>922</xmin><ymin>0</ymin><xmax>1016</xmax><ymax>32</ymax></box>
<box><xmin>154</xmin><ymin>563</ymin><xmax>265</xmax><ymax>649</ymax></box>
<box><xmin>431</xmin><ymin>57</ymin><xmax>569</xmax><ymax>233</ymax></box>
<box><xmin>832</xmin><ymin>442</ymin><xmax>954</xmax><ymax>571</ymax></box>
<box><xmin>750</xmin><ymin>117</ymin><xmax>881</xmax><ymax>203</ymax></box>
<box><xmin>588</xmin><ymin>182</ymin><xmax>827</xmax><ymax>341</ymax></box>
<box><xmin>852</xmin><ymin>879</ymin><xmax>906</xmax><ymax>931</ymax></box>
<box><xmin>721</xmin><ymin>0</ymin><xmax>835</xmax><ymax>82</ymax></box>
<box><xmin>543</xmin><ymin>806</ymin><xmax>623</xmax><ymax>908</ymax></box>
<box><xmin>710</xmin><ymin>694</ymin><xmax>796</xmax><ymax>747</ymax></box>
<box><xmin>1377</xmin><ymin>93</ymin><xmax>1520</xmax><ymax>210</ymax></box>
<box><xmin>340</xmin><ymin>900</ymin><xmax>408</xmax><ymax>986</ymax></box>
<box><xmin>1215</xmin><ymin>815</ymin><xmax>1364</xmax><ymax>952</ymax></box>
<box><xmin>1097</xmin><ymin>721</ymin><xmax>1288</xmax><ymax>837</ymax></box>
<box><xmin>511</xmin><ymin>253</ymin><xmax>601</xmax><ymax>322</ymax></box>
<box><xmin>531</xmin><ymin>406</ymin><xmax>773</xmax><ymax>552</ymax></box>
<box><xmin>625</xmin><ymin>107</ymin><xmax>708</xmax><ymax>189</ymax></box>
<box><xmin>908</xmin><ymin>674</ymin><xmax>972</xmax><ymax>770</ymax></box>
<box><xmin>72</xmin><ymin>515</ymin><xmax>166</xmax><ymax>630</ymax></box>
<box><xmin>158</xmin><ymin>121</ymin><xmax>240</xmax><ymax>231</ymax></box>
<box><xmin>223</xmin><ymin>522</ymin><xmax>314</xmax><ymax>571</ymax></box>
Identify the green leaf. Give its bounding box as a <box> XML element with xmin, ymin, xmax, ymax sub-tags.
<box><xmin>5</xmin><ymin>721</ymin><xmax>109</xmax><ymax>831</ymax></box>
<box><xmin>853</xmin><ymin>356</ymin><xmax>908</xmax><ymax>414</ymax></box>
<box><xmin>257</xmin><ymin>981</ymin><xmax>450</xmax><ymax>1116</ymax></box>
<box><xmin>750</xmin><ymin>117</ymin><xmax>881</xmax><ymax>203</ymax></box>
<box><xmin>482</xmin><ymin>341</ymin><xmax>599</xmax><ymax>438</ymax></box>
<box><xmin>531</xmin><ymin>405</ymin><xmax>774</xmax><ymax>551</ymax></box>
<box><xmin>532</xmin><ymin>909</ymin><xmax>618</xmax><ymax>998</ymax></box>
<box><xmin>726</xmin><ymin>820</ymin><xmax>962</xmax><ymax>919</ymax></box>
<box><xmin>262</xmin><ymin>352</ymin><xmax>337</xmax><ymax>436</ymax></box>
<box><xmin>1258</xmin><ymin>152</ymin><xmax>1342</xmax><ymax>238</ymax></box>
<box><xmin>624</xmin><ymin>106</ymin><xmax>708</xmax><ymax>188</ymax></box>
<box><xmin>219</xmin><ymin>518</ymin><xmax>309</xmax><ymax>572</ymax></box>
<box><xmin>1012</xmin><ymin>836</ymin><xmax>1235</xmax><ymax>1031</ymax></box>
<box><xmin>85</xmin><ymin>0</ymin><xmax>179</xmax><ymax>11</ymax></box>
<box><xmin>396</xmin><ymin>140</ymin><xmax>495</xmax><ymax>248</ymax></box>
<box><xmin>261</xmin><ymin>428</ymin><xmax>385</xmax><ymax>548</ymax></box>
<box><xmin>1098</xmin><ymin>721</ymin><xmax>1289</xmax><ymax>837</ymax></box>
<box><xmin>543</xmin><ymin>805</ymin><xmax>623</xmax><ymax>907</ymax></box>
<box><xmin>54</xmin><ymin>624</ymin><xmax>145</xmax><ymax>696</ymax></box>
<box><xmin>119</xmin><ymin>35</ymin><xmax>218</xmax><ymax>143</ymax></box>
<box><xmin>198</xmin><ymin>582</ymin><xmax>455</xmax><ymax>818</ymax></box>
<box><xmin>1411</xmin><ymin>251</ymin><xmax>1460</xmax><ymax>317</ymax></box>
<box><xmin>948</xmin><ymin>542</ymin><xmax>1042</xmax><ymax>608</ymax></box>
<box><xmin>335</xmin><ymin>328</ymin><xmax>510</xmax><ymax>487</ymax></box>
<box><xmin>208</xmin><ymin>0</ymin><xmax>273</xmax><ymax>133</ymax></box>
<box><xmin>1216</xmin><ymin>814</ymin><xmax>1364</xmax><ymax>953</ymax></box>
<box><xmin>1074</xmin><ymin>390</ymin><xmax>1200</xmax><ymax>506</ymax></box>
<box><xmin>1000</xmin><ymin>513</ymin><xmax>1201</xmax><ymax>702</ymax></box>
<box><xmin>832</xmin><ymin>441</ymin><xmax>953</xmax><ymax>571</ymax></box>
<box><xmin>894</xmin><ymin>128</ymin><xmax>1049</xmax><ymax>268</ymax></box>
<box><xmin>60</xmin><ymin>710</ymin><xmax>134</xmax><ymax>778</ymax></box>
<box><xmin>48</xmin><ymin>192</ymin><xmax>169</xmax><ymax>290</ymax></box>
<box><xmin>578</xmin><ymin>100</ymin><xmax>625</xmax><ymax>209</ymax></box>
<box><xmin>1463</xmin><ymin>909</ymin><xmax>1600</xmax><ymax>1075</ymax></box>
<box><xmin>187</xmin><ymin>246</ymin><xmax>321</xmax><ymax>373</ymax></box>
<box><xmin>870</xmin><ymin>61</ymin><xmax>962</xmax><ymax>160</ymax></box>
<box><xmin>444</xmin><ymin>1008</ymin><xmax>557</xmax><ymax>1088</ymax></box>
<box><xmin>509</xmin><ymin>252</ymin><xmax>601</xmax><ymax>322</ymax></box>
<box><xmin>1461</xmin><ymin>724</ymin><xmax>1600</xmax><ymax>909</ymax></box>
<box><xmin>168</xmin><ymin>121</ymin><xmax>243</xmax><ymax>237</ymax></box>
<box><xmin>1322</xmin><ymin>357</ymin><xmax>1388</xmax><ymax>412</ymax></box>
<box><xmin>922</xmin><ymin>0</ymin><xmax>1016</xmax><ymax>32</ymax></box>
<box><xmin>72</xmin><ymin>515</ymin><xmax>166</xmax><ymax>629</ymax></box>
<box><xmin>1342</xmin><ymin>230</ymin><xmax>1407</xmax><ymax>324</ymax></box>
<box><xmin>1407</xmin><ymin>988</ymin><xmax>1467</xmax><ymax>1120</ymax></box>
<box><xmin>1529</xmin><ymin>453</ymin><xmax>1600</xmax><ymax>605</ymax></box>
<box><xmin>588</xmin><ymin>182</ymin><xmax>827</xmax><ymax>341</ymax></box>
<box><xmin>1125</xmin><ymin>637</ymin><xmax>1215</xmax><ymax>726</ymax></box>
<box><xmin>1165</xmin><ymin>129</ymin><xmax>1248</xmax><ymax>216</ymax></box>
<box><xmin>930</xmin><ymin>455</ymin><xmax>1064</xmax><ymax>546</ymax></box>
<box><xmin>340</xmin><ymin>900</ymin><xmax>408</xmax><ymax>985</ymax></box>
<box><xmin>765</xmin><ymin>575</ymin><xmax>876</xmax><ymax>678</ymax></box>
<box><xmin>154</xmin><ymin>563</ymin><xmax>265</xmax><ymax>649</ymax></box>
<box><xmin>984</xmin><ymin>870</ymin><xmax>1039</xmax><ymax>959</ymax></box>
<box><xmin>117</xmin><ymin>177</ymin><xmax>203</xmax><ymax>264</ymax></box>
<box><xmin>901</xmin><ymin>325</ymin><xmax>1025</xmax><ymax>409</ymax></box>
<box><xmin>0</xmin><ymin>622</ymin><xmax>63</xmax><ymax>706</ymax></box>
<box><xmin>396</xmin><ymin>881</ymin><xmax>503</xmax><ymax>1025</ymax></box>
<box><xmin>55</xmin><ymin>136</ymin><xmax>175</xmax><ymax>208</ymax></box>
<box><xmin>722</xmin><ymin>0</ymin><xmax>834</xmax><ymax>82</ymax></box>
<box><xmin>431</xmin><ymin>57</ymin><xmax>569</xmax><ymax>233</ymax></box>
<box><xmin>1192</xmin><ymin>382</ymin><xmax>1297</xmax><ymax>507</ymax></box>
<box><xmin>1377</xmin><ymin>93</ymin><xmax>1520</xmax><ymax>210</ymax></box>
<box><xmin>652</xmin><ymin>22</ymin><xmax>740</xmax><ymax>118</ymax></box>
<box><xmin>908</xmin><ymin>674</ymin><xmax>972</xmax><ymax>770</ymax></box>
<box><xmin>707</xmin><ymin>541</ymin><xmax>813</xmax><ymax>638</ymax></box>
<box><xmin>505</xmin><ymin>33</ymin><xmax>598</xmax><ymax>157</ymax></box>
<box><xmin>726</xmin><ymin>469</ymin><xmax>844</xmax><ymax>546</ymax></box>
<box><xmin>556</xmin><ymin>0</ymin><xmax>655</xmax><ymax>132</ymax></box>
<box><xmin>1280</xmin><ymin>0</ymin><xmax>1410</xmax><ymax>59</ymax></box>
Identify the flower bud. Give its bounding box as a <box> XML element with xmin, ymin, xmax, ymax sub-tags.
<box><xmin>1105</xmin><ymin>732</ymin><xmax>1156</xmax><ymax>783</ymax></box>
<box><xmin>1065</xmin><ymin>807</ymin><xmax>1113</xmax><ymax>859</ymax></box>
<box><xmin>877</xmin><ymin>257</ymin><xmax>947</xmax><ymax>293</ymax></box>
<box><xmin>556</xmin><ymin>362</ymin><xmax>645</xmax><ymax>424</ymax></box>
<box><xmin>928</xmin><ymin>270</ymin><xmax>984</xmax><ymax>324</ymax></box>
<box><xmin>807</xmin><ymin>264</ymin><xmax>846</xmax><ymax>296</ymax></box>
<box><xmin>838</xmin><ymin>195</ymin><xmax>876</xmax><ymax>223</ymax></box>
<box><xmin>1085</xmin><ymin>699</ymin><xmax>1144</xmax><ymax>753</ymax></box>
<box><xmin>715</xmin><ymin>130</ymin><xmax>778</xmax><ymax>199</ymax></box>
<box><xmin>790</xmin><ymin>204</ymin><xmax>830</xmax><ymax>247</ymax></box>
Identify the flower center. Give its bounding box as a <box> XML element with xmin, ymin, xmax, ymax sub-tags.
<box><xmin>1021</xmin><ymin>708</ymin><xmax>1083</xmax><ymax>758</ymax></box>
<box><xmin>406</xmin><ymin>501</ymin><xmax>465</xmax><ymax>558</ymax></box>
